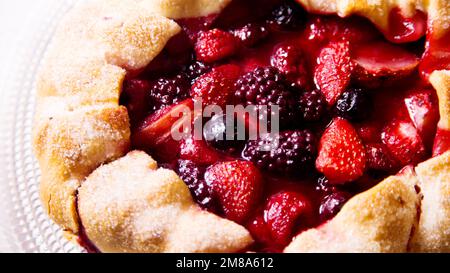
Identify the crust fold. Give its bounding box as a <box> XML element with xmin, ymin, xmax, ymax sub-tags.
<box><xmin>410</xmin><ymin>152</ymin><xmax>450</xmax><ymax>252</ymax></box>
<box><xmin>78</xmin><ymin>151</ymin><xmax>253</xmax><ymax>253</ymax></box>
<box><xmin>34</xmin><ymin>0</ymin><xmax>182</xmax><ymax>233</ymax></box>
<box><xmin>284</xmin><ymin>169</ymin><xmax>420</xmax><ymax>253</ymax></box>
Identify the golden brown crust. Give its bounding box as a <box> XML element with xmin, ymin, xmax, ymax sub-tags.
<box><xmin>35</xmin><ymin>105</ymin><xmax>130</xmax><ymax>232</ymax></box>
<box><xmin>139</xmin><ymin>0</ymin><xmax>233</xmax><ymax>19</ymax></box>
<box><xmin>34</xmin><ymin>0</ymin><xmax>182</xmax><ymax>234</ymax></box>
<box><xmin>78</xmin><ymin>151</ymin><xmax>253</xmax><ymax>253</ymax></box>
<box><xmin>430</xmin><ymin>70</ymin><xmax>450</xmax><ymax>130</ymax></box>
<box><xmin>284</xmin><ymin>169</ymin><xmax>420</xmax><ymax>252</ymax></box>
<box><xmin>410</xmin><ymin>151</ymin><xmax>450</xmax><ymax>252</ymax></box>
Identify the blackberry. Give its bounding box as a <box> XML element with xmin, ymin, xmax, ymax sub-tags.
<box><xmin>242</xmin><ymin>130</ymin><xmax>317</xmax><ymax>173</ymax></box>
<box><xmin>234</xmin><ymin>67</ymin><xmax>298</xmax><ymax>128</ymax></box>
<box><xmin>203</xmin><ymin>114</ymin><xmax>246</xmax><ymax>154</ymax></box>
<box><xmin>299</xmin><ymin>89</ymin><xmax>327</xmax><ymax>122</ymax></box>
<box><xmin>184</xmin><ymin>61</ymin><xmax>212</xmax><ymax>84</ymax></box>
<box><xmin>319</xmin><ymin>192</ymin><xmax>351</xmax><ymax>221</ymax></box>
<box><xmin>232</xmin><ymin>23</ymin><xmax>269</xmax><ymax>47</ymax></box>
<box><xmin>268</xmin><ymin>0</ymin><xmax>305</xmax><ymax>29</ymax></box>
<box><xmin>335</xmin><ymin>88</ymin><xmax>371</xmax><ymax>121</ymax></box>
<box><xmin>148</xmin><ymin>74</ymin><xmax>190</xmax><ymax>112</ymax></box>
<box><xmin>176</xmin><ymin>160</ymin><xmax>218</xmax><ymax>212</ymax></box>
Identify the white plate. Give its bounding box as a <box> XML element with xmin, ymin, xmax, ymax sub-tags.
<box><xmin>0</xmin><ymin>0</ymin><xmax>84</xmax><ymax>253</ymax></box>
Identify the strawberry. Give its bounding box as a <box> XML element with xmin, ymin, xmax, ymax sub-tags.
<box><xmin>264</xmin><ymin>191</ymin><xmax>310</xmax><ymax>245</ymax></box>
<box><xmin>304</xmin><ymin>16</ymin><xmax>380</xmax><ymax>48</ymax></box>
<box><xmin>205</xmin><ymin>161</ymin><xmax>263</xmax><ymax>224</ymax></box>
<box><xmin>365</xmin><ymin>143</ymin><xmax>399</xmax><ymax>172</ymax></box>
<box><xmin>433</xmin><ymin>129</ymin><xmax>450</xmax><ymax>157</ymax></box>
<box><xmin>316</xmin><ymin>118</ymin><xmax>366</xmax><ymax>184</ymax></box>
<box><xmin>191</xmin><ymin>64</ymin><xmax>241</xmax><ymax>107</ymax></box>
<box><xmin>179</xmin><ymin>136</ymin><xmax>222</xmax><ymax>165</ymax></box>
<box><xmin>404</xmin><ymin>88</ymin><xmax>440</xmax><ymax>148</ymax></box>
<box><xmin>352</xmin><ymin>41</ymin><xmax>419</xmax><ymax>88</ymax></box>
<box><xmin>195</xmin><ymin>29</ymin><xmax>239</xmax><ymax>63</ymax></box>
<box><xmin>270</xmin><ymin>43</ymin><xmax>310</xmax><ymax>89</ymax></box>
<box><xmin>246</xmin><ymin>215</ymin><xmax>273</xmax><ymax>248</ymax></box>
<box><xmin>381</xmin><ymin>119</ymin><xmax>426</xmax><ymax>165</ymax></box>
<box><xmin>314</xmin><ymin>40</ymin><xmax>354</xmax><ymax>106</ymax></box>
<box><xmin>132</xmin><ymin>99</ymin><xmax>194</xmax><ymax>161</ymax></box>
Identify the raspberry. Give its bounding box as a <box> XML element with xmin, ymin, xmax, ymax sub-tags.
<box><xmin>268</xmin><ymin>1</ymin><xmax>305</xmax><ymax>29</ymax></box>
<box><xmin>191</xmin><ymin>64</ymin><xmax>241</xmax><ymax>107</ymax></box>
<box><xmin>232</xmin><ymin>23</ymin><xmax>269</xmax><ymax>47</ymax></box>
<box><xmin>271</xmin><ymin>43</ymin><xmax>309</xmax><ymax>89</ymax></box>
<box><xmin>298</xmin><ymin>89</ymin><xmax>327</xmax><ymax>122</ymax></box>
<box><xmin>319</xmin><ymin>191</ymin><xmax>351</xmax><ymax>221</ymax></box>
<box><xmin>148</xmin><ymin>74</ymin><xmax>190</xmax><ymax>113</ymax></box>
<box><xmin>334</xmin><ymin>88</ymin><xmax>372</xmax><ymax>122</ymax></box>
<box><xmin>195</xmin><ymin>29</ymin><xmax>239</xmax><ymax>63</ymax></box>
<box><xmin>183</xmin><ymin>61</ymin><xmax>212</xmax><ymax>84</ymax></box>
<box><xmin>242</xmin><ymin>130</ymin><xmax>317</xmax><ymax>173</ymax></box>
<box><xmin>176</xmin><ymin>160</ymin><xmax>218</xmax><ymax>211</ymax></box>
<box><xmin>234</xmin><ymin>67</ymin><xmax>298</xmax><ymax>127</ymax></box>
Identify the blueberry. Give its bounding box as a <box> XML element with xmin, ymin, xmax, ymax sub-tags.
<box><xmin>268</xmin><ymin>1</ymin><xmax>305</xmax><ymax>29</ymax></box>
<box><xmin>335</xmin><ymin>88</ymin><xmax>371</xmax><ymax>121</ymax></box>
<box><xmin>203</xmin><ymin>114</ymin><xmax>246</xmax><ymax>153</ymax></box>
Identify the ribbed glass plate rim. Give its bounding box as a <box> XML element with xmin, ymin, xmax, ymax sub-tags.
<box><xmin>0</xmin><ymin>0</ymin><xmax>84</xmax><ymax>253</ymax></box>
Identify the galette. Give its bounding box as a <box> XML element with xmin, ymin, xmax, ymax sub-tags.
<box><xmin>33</xmin><ymin>0</ymin><xmax>450</xmax><ymax>253</ymax></box>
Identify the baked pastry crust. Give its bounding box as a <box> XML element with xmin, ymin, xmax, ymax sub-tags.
<box><xmin>78</xmin><ymin>151</ymin><xmax>252</xmax><ymax>253</ymax></box>
<box><xmin>33</xmin><ymin>0</ymin><xmax>450</xmax><ymax>252</ymax></box>
<box><xmin>285</xmin><ymin>168</ymin><xmax>420</xmax><ymax>252</ymax></box>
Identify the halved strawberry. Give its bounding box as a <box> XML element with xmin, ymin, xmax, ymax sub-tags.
<box><xmin>316</xmin><ymin>118</ymin><xmax>366</xmax><ymax>184</ymax></box>
<box><xmin>352</xmin><ymin>41</ymin><xmax>419</xmax><ymax>87</ymax></box>
<box><xmin>314</xmin><ymin>40</ymin><xmax>354</xmax><ymax>106</ymax></box>
<box><xmin>264</xmin><ymin>190</ymin><xmax>310</xmax><ymax>245</ymax></box>
<box><xmin>433</xmin><ymin>129</ymin><xmax>450</xmax><ymax>157</ymax></box>
<box><xmin>191</xmin><ymin>64</ymin><xmax>241</xmax><ymax>107</ymax></box>
<box><xmin>179</xmin><ymin>136</ymin><xmax>222</xmax><ymax>165</ymax></box>
<box><xmin>304</xmin><ymin>16</ymin><xmax>380</xmax><ymax>47</ymax></box>
<box><xmin>386</xmin><ymin>8</ymin><xmax>426</xmax><ymax>43</ymax></box>
<box><xmin>132</xmin><ymin>99</ymin><xmax>194</xmax><ymax>161</ymax></box>
<box><xmin>404</xmin><ymin>88</ymin><xmax>440</xmax><ymax>148</ymax></box>
<box><xmin>381</xmin><ymin>119</ymin><xmax>426</xmax><ymax>165</ymax></box>
<box><xmin>205</xmin><ymin>161</ymin><xmax>263</xmax><ymax>224</ymax></box>
<box><xmin>195</xmin><ymin>29</ymin><xmax>239</xmax><ymax>63</ymax></box>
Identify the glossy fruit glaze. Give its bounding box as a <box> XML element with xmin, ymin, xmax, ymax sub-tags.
<box><xmin>117</xmin><ymin>0</ymin><xmax>448</xmax><ymax>252</ymax></box>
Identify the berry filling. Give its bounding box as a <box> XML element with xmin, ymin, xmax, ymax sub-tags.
<box><xmin>117</xmin><ymin>0</ymin><xmax>447</xmax><ymax>252</ymax></box>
